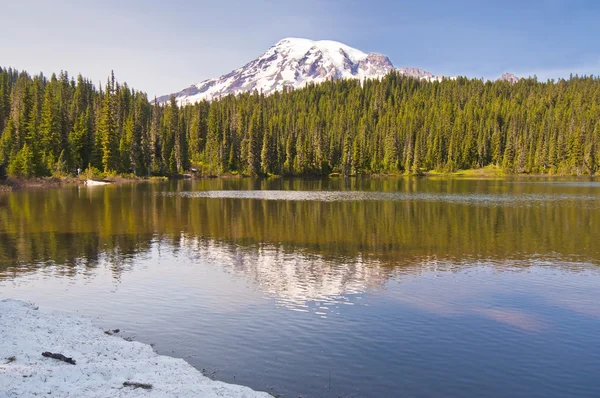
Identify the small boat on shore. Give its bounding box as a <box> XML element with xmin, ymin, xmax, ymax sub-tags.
<box><xmin>85</xmin><ymin>179</ymin><xmax>111</xmax><ymax>186</ymax></box>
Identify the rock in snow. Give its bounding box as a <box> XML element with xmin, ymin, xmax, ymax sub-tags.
<box><xmin>157</xmin><ymin>37</ymin><xmax>439</xmax><ymax>104</ymax></box>
<box><xmin>0</xmin><ymin>299</ymin><xmax>270</xmax><ymax>397</ymax></box>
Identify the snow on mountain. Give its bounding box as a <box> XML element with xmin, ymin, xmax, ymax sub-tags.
<box><xmin>157</xmin><ymin>38</ymin><xmax>437</xmax><ymax>104</ymax></box>
<box><xmin>499</xmin><ymin>73</ymin><xmax>520</xmax><ymax>83</ymax></box>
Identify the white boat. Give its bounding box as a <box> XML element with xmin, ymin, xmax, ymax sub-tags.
<box><xmin>85</xmin><ymin>179</ymin><xmax>111</xmax><ymax>186</ymax></box>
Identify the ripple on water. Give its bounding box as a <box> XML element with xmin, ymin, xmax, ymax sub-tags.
<box><xmin>159</xmin><ymin>190</ymin><xmax>600</xmax><ymax>207</ymax></box>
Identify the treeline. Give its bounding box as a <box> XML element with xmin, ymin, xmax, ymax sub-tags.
<box><xmin>1</xmin><ymin>66</ymin><xmax>600</xmax><ymax>178</ymax></box>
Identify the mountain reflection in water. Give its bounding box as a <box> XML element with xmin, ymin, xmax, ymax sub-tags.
<box><xmin>1</xmin><ymin>178</ymin><xmax>600</xmax><ymax>398</ymax></box>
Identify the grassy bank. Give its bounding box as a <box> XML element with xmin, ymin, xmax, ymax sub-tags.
<box><xmin>424</xmin><ymin>165</ymin><xmax>506</xmax><ymax>178</ymax></box>
<box><xmin>424</xmin><ymin>165</ymin><xmax>599</xmax><ymax>178</ymax></box>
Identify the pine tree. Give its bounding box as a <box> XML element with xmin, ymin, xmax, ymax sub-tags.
<box><xmin>0</xmin><ymin>120</ymin><xmax>16</xmax><ymax>164</ymax></box>
<box><xmin>168</xmin><ymin>96</ymin><xmax>184</xmax><ymax>172</ymax></box>
<box><xmin>99</xmin><ymin>74</ymin><xmax>119</xmax><ymax>172</ymax></box>
<box><xmin>120</xmin><ymin>114</ymin><xmax>134</xmax><ymax>173</ymax></box>
<box><xmin>283</xmin><ymin>132</ymin><xmax>295</xmax><ymax>175</ymax></box>
<box><xmin>8</xmin><ymin>142</ymin><xmax>34</xmax><ymax>178</ymax></box>
<box><xmin>261</xmin><ymin>123</ymin><xmax>275</xmax><ymax>175</ymax></box>
<box><xmin>247</xmin><ymin>107</ymin><xmax>262</xmax><ymax>175</ymax></box>
<box><xmin>69</xmin><ymin>111</ymin><xmax>89</xmax><ymax>170</ymax></box>
<box><xmin>205</xmin><ymin>101</ymin><xmax>222</xmax><ymax>174</ymax></box>
<box><xmin>149</xmin><ymin>98</ymin><xmax>162</xmax><ymax>174</ymax></box>
<box><xmin>39</xmin><ymin>83</ymin><xmax>62</xmax><ymax>162</ymax></box>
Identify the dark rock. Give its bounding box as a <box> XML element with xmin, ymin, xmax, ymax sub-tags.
<box><xmin>123</xmin><ymin>381</ymin><xmax>153</xmax><ymax>390</ymax></box>
<box><xmin>41</xmin><ymin>352</ymin><xmax>76</xmax><ymax>365</ymax></box>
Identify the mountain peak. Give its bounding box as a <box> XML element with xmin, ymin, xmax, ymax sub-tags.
<box><xmin>271</xmin><ymin>37</ymin><xmax>369</xmax><ymax>61</ymax></box>
<box><xmin>499</xmin><ymin>73</ymin><xmax>519</xmax><ymax>83</ymax></box>
<box><xmin>158</xmin><ymin>38</ymin><xmax>436</xmax><ymax>104</ymax></box>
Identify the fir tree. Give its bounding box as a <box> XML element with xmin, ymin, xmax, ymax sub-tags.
<box><xmin>99</xmin><ymin>74</ymin><xmax>119</xmax><ymax>172</ymax></box>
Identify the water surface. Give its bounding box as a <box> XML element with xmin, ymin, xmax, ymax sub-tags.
<box><xmin>1</xmin><ymin>177</ymin><xmax>599</xmax><ymax>397</ymax></box>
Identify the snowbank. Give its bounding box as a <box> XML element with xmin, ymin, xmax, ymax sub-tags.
<box><xmin>0</xmin><ymin>299</ymin><xmax>270</xmax><ymax>397</ymax></box>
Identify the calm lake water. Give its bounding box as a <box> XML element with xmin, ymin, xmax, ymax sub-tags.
<box><xmin>1</xmin><ymin>177</ymin><xmax>600</xmax><ymax>397</ymax></box>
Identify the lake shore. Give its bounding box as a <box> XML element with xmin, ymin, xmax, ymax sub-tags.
<box><xmin>0</xmin><ymin>175</ymin><xmax>169</xmax><ymax>191</ymax></box>
<box><xmin>1</xmin><ymin>166</ymin><xmax>597</xmax><ymax>191</ymax></box>
<box><xmin>0</xmin><ymin>299</ymin><xmax>271</xmax><ymax>398</ymax></box>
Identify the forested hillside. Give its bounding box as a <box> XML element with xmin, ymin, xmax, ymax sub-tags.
<box><xmin>1</xmin><ymin>66</ymin><xmax>599</xmax><ymax>178</ymax></box>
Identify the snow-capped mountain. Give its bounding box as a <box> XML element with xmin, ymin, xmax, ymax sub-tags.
<box><xmin>499</xmin><ymin>73</ymin><xmax>520</xmax><ymax>83</ymax></box>
<box><xmin>157</xmin><ymin>38</ymin><xmax>438</xmax><ymax>104</ymax></box>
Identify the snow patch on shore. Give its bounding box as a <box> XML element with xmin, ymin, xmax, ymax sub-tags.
<box><xmin>0</xmin><ymin>299</ymin><xmax>270</xmax><ymax>397</ymax></box>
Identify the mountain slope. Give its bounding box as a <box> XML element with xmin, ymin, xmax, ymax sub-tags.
<box><xmin>157</xmin><ymin>38</ymin><xmax>436</xmax><ymax>104</ymax></box>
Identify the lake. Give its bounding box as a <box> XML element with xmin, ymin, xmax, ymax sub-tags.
<box><xmin>1</xmin><ymin>177</ymin><xmax>600</xmax><ymax>397</ymax></box>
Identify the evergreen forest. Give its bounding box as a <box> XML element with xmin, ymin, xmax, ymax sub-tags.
<box><xmin>1</xmin><ymin>66</ymin><xmax>599</xmax><ymax>178</ymax></box>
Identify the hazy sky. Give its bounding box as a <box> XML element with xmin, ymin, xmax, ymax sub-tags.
<box><xmin>1</xmin><ymin>0</ymin><xmax>598</xmax><ymax>97</ymax></box>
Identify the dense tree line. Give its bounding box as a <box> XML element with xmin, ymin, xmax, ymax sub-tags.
<box><xmin>1</xmin><ymin>66</ymin><xmax>599</xmax><ymax>178</ymax></box>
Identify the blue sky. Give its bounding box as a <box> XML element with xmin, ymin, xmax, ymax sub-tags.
<box><xmin>1</xmin><ymin>0</ymin><xmax>598</xmax><ymax>96</ymax></box>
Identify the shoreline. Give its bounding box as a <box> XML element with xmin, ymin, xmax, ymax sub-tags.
<box><xmin>0</xmin><ymin>176</ymin><xmax>170</xmax><ymax>191</ymax></box>
<box><xmin>0</xmin><ymin>299</ymin><xmax>271</xmax><ymax>397</ymax></box>
<box><xmin>1</xmin><ymin>168</ymin><xmax>598</xmax><ymax>191</ymax></box>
